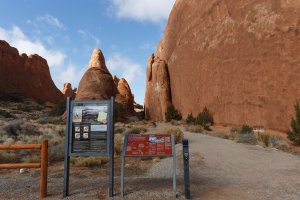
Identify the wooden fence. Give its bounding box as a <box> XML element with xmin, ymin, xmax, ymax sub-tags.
<box><xmin>0</xmin><ymin>140</ymin><xmax>48</xmax><ymax>198</ymax></box>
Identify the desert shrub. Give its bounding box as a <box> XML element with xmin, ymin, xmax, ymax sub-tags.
<box><xmin>213</xmin><ymin>131</ymin><xmax>229</xmax><ymax>139</ymax></box>
<box><xmin>228</xmin><ymin>131</ymin><xmax>238</xmax><ymax>140</ymax></box>
<box><xmin>23</xmin><ymin>155</ymin><xmax>40</xmax><ymax>163</ymax></box>
<box><xmin>287</xmin><ymin>101</ymin><xmax>300</xmax><ymax>145</ymax></box>
<box><xmin>0</xmin><ymin>109</ymin><xmax>15</xmax><ymax>118</ymax></box>
<box><xmin>240</xmin><ymin>124</ymin><xmax>253</xmax><ymax>134</ymax></box>
<box><xmin>165</xmin><ymin>105</ymin><xmax>182</xmax><ymax>122</ymax></box>
<box><xmin>115</xmin><ymin>126</ymin><xmax>126</xmax><ymax>134</ymax></box>
<box><xmin>236</xmin><ymin>132</ymin><xmax>257</xmax><ymax>145</ymax></box>
<box><xmin>151</xmin><ymin>121</ymin><xmax>157</xmax><ymax>128</ymax></box>
<box><xmin>258</xmin><ymin>133</ymin><xmax>271</xmax><ymax>147</ymax></box>
<box><xmin>49</xmin><ymin>143</ymin><xmax>65</xmax><ymax>163</ymax></box>
<box><xmin>171</xmin><ymin>120</ymin><xmax>180</xmax><ymax>126</ymax></box>
<box><xmin>195</xmin><ymin>107</ymin><xmax>213</xmax><ymax>130</ymax></box>
<box><xmin>49</xmin><ymin>100</ymin><xmax>66</xmax><ymax>116</ymax></box>
<box><xmin>186</xmin><ymin>113</ymin><xmax>195</xmax><ymax>124</ymax></box>
<box><xmin>17</xmin><ymin>104</ymin><xmax>32</xmax><ymax>112</ymax></box>
<box><xmin>124</xmin><ymin>126</ymin><xmax>148</xmax><ymax>135</ymax></box>
<box><xmin>37</xmin><ymin>116</ymin><xmax>63</xmax><ymax>125</ymax></box>
<box><xmin>185</xmin><ymin>125</ymin><xmax>204</xmax><ymax>133</ymax></box>
<box><xmin>0</xmin><ymin>151</ymin><xmax>19</xmax><ymax>163</ymax></box>
<box><xmin>114</xmin><ymin>133</ymin><xmax>124</xmax><ymax>155</ymax></box>
<box><xmin>114</xmin><ymin>102</ymin><xmax>123</xmax><ymax>119</ymax></box>
<box><xmin>2</xmin><ymin>120</ymin><xmax>23</xmax><ymax>138</ymax></box>
<box><xmin>163</xmin><ymin>127</ymin><xmax>184</xmax><ymax>144</ymax></box>
<box><xmin>71</xmin><ymin>156</ymin><xmax>109</xmax><ymax>168</ymax></box>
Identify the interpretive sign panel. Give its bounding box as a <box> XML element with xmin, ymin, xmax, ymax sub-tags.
<box><xmin>71</xmin><ymin>103</ymin><xmax>109</xmax><ymax>154</ymax></box>
<box><xmin>121</xmin><ymin>134</ymin><xmax>176</xmax><ymax>198</ymax></box>
<box><xmin>63</xmin><ymin>97</ymin><xmax>115</xmax><ymax>198</ymax></box>
<box><xmin>125</xmin><ymin>134</ymin><xmax>173</xmax><ymax>156</ymax></box>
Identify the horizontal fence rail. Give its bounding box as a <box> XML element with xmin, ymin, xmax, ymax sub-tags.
<box><xmin>0</xmin><ymin>140</ymin><xmax>48</xmax><ymax>199</ymax></box>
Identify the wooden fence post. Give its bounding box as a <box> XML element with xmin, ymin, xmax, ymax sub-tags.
<box><xmin>40</xmin><ymin>140</ymin><xmax>48</xmax><ymax>199</ymax></box>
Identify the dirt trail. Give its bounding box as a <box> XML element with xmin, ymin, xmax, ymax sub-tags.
<box><xmin>151</xmin><ymin>132</ymin><xmax>300</xmax><ymax>200</ymax></box>
<box><xmin>1</xmin><ymin>131</ymin><xmax>300</xmax><ymax>200</ymax></box>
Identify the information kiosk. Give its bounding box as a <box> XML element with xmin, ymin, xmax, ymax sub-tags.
<box><xmin>63</xmin><ymin>97</ymin><xmax>114</xmax><ymax>198</ymax></box>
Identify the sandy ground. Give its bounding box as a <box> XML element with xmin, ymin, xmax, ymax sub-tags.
<box><xmin>1</xmin><ymin>130</ymin><xmax>300</xmax><ymax>200</ymax></box>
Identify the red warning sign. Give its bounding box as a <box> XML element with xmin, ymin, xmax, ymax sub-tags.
<box><xmin>125</xmin><ymin>134</ymin><xmax>173</xmax><ymax>156</ymax></box>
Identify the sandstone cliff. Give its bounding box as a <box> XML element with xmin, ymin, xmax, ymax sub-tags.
<box><xmin>0</xmin><ymin>40</ymin><xmax>64</xmax><ymax>103</ymax></box>
<box><xmin>145</xmin><ymin>0</ymin><xmax>300</xmax><ymax>131</ymax></box>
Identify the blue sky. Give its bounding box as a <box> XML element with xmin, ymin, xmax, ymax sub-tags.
<box><xmin>0</xmin><ymin>0</ymin><xmax>175</xmax><ymax>104</ymax></box>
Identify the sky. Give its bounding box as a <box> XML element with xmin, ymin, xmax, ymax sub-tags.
<box><xmin>0</xmin><ymin>0</ymin><xmax>176</xmax><ymax>104</ymax></box>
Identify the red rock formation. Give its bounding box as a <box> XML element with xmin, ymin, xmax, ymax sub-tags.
<box><xmin>144</xmin><ymin>54</ymin><xmax>172</xmax><ymax>120</ymax></box>
<box><xmin>0</xmin><ymin>40</ymin><xmax>64</xmax><ymax>103</ymax></box>
<box><xmin>76</xmin><ymin>48</ymin><xmax>134</xmax><ymax>114</ymax></box>
<box><xmin>61</xmin><ymin>83</ymin><xmax>77</xmax><ymax>99</ymax></box>
<box><xmin>145</xmin><ymin>0</ymin><xmax>300</xmax><ymax>131</ymax></box>
<box><xmin>76</xmin><ymin>49</ymin><xmax>115</xmax><ymax>100</ymax></box>
<box><xmin>115</xmin><ymin>77</ymin><xmax>134</xmax><ymax>113</ymax></box>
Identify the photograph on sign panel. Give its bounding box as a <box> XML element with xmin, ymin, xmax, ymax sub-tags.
<box><xmin>82</xmin><ymin>105</ymin><xmax>108</xmax><ymax>124</ymax></box>
<box><xmin>73</xmin><ymin>107</ymin><xmax>83</xmax><ymax>122</ymax></box>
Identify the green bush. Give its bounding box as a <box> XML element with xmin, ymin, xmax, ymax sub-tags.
<box><xmin>195</xmin><ymin>107</ymin><xmax>213</xmax><ymax>130</ymax></box>
<box><xmin>240</xmin><ymin>124</ymin><xmax>253</xmax><ymax>134</ymax></box>
<box><xmin>163</xmin><ymin>127</ymin><xmax>184</xmax><ymax>144</ymax></box>
<box><xmin>287</xmin><ymin>101</ymin><xmax>300</xmax><ymax>145</ymax></box>
<box><xmin>165</xmin><ymin>105</ymin><xmax>182</xmax><ymax>122</ymax></box>
<box><xmin>49</xmin><ymin>100</ymin><xmax>66</xmax><ymax>116</ymax></box>
<box><xmin>186</xmin><ymin>113</ymin><xmax>195</xmax><ymax>124</ymax></box>
<box><xmin>114</xmin><ymin>102</ymin><xmax>123</xmax><ymax>119</ymax></box>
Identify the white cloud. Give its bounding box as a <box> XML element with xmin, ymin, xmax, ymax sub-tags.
<box><xmin>110</xmin><ymin>0</ymin><xmax>176</xmax><ymax>23</ymax></box>
<box><xmin>55</xmin><ymin>62</ymin><xmax>85</xmax><ymax>88</ymax></box>
<box><xmin>36</xmin><ymin>14</ymin><xmax>65</xmax><ymax>29</ymax></box>
<box><xmin>78</xmin><ymin>29</ymin><xmax>101</xmax><ymax>46</ymax></box>
<box><xmin>0</xmin><ymin>25</ymin><xmax>66</xmax><ymax>68</ymax></box>
<box><xmin>106</xmin><ymin>53</ymin><xmax>144</xmax><ymax>84</ymax></box>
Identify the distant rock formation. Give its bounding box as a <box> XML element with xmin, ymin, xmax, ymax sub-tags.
<box><xmin>0</xmin><ymin>40</ymin><xmax>64</xmax><ymax>103</ymax></box>
<box><xmin>145</xmin><ymin>0</ymin><xmax>300</xmax><ymax>131</ymax></box>
<box><xmin>61</xmin><ymin>83</ymin><xmax>77</xmax><ymax>99</ymax></box>
<box><xmin>114</xmin><ymin>76</ymin><xmax>134</xmax><ymax>113</ymax></box>
<box><xmin>144</xmin><ymin>54</ymin><xmax>172</xmax><ymax>120</ymax></box>
<box><xmin>76</xmin><ymin>48</ymin><xmax>134</xmax><ymax>114</ymax></box>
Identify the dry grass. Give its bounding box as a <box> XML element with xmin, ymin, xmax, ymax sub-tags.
<box><xmin>70</xmin><ymin>156</ymin><xmax>109</xmax><ymax>168</ymax></box>
<box><xmin>162</xmin><ymin>127</ymin><xmax>184</xmax><ymax>144</ymax></box>
<box><xmin>185</xmin><ymin>125</ymin><xmax>204</xmax><ymax>133</ymax></box>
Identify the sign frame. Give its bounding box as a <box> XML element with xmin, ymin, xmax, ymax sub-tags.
<box><xmin>63</xmin><ymin>97</ymin><xmax>115</xmax><ymax>198</ymax></box>
<box><xmin>121</xmin><ymin>133</ymin><xmax>177</xmax><ymax>198</ymax></box>
<box><xmin>69</xmin><ymin>99</ymin><xmax>111</xmax><ymax>156</ymax></box>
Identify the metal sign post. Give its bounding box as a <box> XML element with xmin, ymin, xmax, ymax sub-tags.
<box><xmin>63</xmin><ymin>97</ymin><xmax>114</xmax><ymax>198</ymax></box>
<box><xmin>182</xmin><ymin>139</ymin><xmax>190</xmax><ymax>199</ymax></box>
<box><xmin>121</xmin><ymin>134</ymin><xmax>177</xmax><ymax>198</ymax></box>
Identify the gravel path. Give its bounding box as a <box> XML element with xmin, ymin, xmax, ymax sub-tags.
<box><xmin>1</xmin><ymin>131</ymin><xmax>300</xmax><ymax>200</ymax></box>
<box><xmin>149</xmin><ymin>132</ymin><xmax>300</xmax><ymax>200</ymax></box>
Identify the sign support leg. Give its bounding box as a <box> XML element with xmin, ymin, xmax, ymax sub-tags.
<box><xmin>172</xmin><ymin>134</ymin><xmax>177</xmax><ymax>199</ymax></box>
<box><xmin>63</xmin><ymin>97</ymin><xmax>71</xmax><ymax>197</ymax></box>
<box><xmin>121</xmin><ymin>134</ymin><xmax>128</xmax><ymax>197</ymax></box>
<box><xmin>108</xmin><ymin>97</ymin><xmax>115</xmax><ymax>198</ymax></box>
